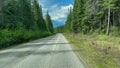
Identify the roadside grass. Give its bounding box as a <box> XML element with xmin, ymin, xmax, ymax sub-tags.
<box><xmin>64</xmin><ymin>33</ymin><xmax>120</xmax><ymax>68</ymax></box>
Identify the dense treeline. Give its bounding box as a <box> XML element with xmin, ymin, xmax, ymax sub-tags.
<box><xmin>64</xmin><ymin>0</ymin><xmax>120</xmax><ymax>35</ymax></box>
<box><xmin>0</xmin><ymin>0</ymin><xmax>54</xmax><ymax>48</ymax></box>
<box><xmin>45</xmin><ymin>11</ymin><xmax>55</xmax><ymax>33</ymax></box>
<box><xmin>55</xmin><ymin>26</ymin><xmax>65</xmax><ymax>33</ymax></box>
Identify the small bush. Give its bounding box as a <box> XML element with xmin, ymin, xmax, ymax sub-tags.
<box><xmin>98</xmin><ymin>35</ymin><xmax>109</xmax><ymax>41</ymax></box>
<box><xmin>110</xmin><ymin>26</ymin><xmax>120</xmax><ymax>36</ymax></box>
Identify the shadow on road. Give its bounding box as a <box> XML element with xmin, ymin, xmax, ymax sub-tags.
<box><xmin>14</xmin><ymin>43</ymin><xmax>70</xmax><ymax>49</ymax></box>
<box><xmin>0</xmin><ymin>43</ymin><xmax>81</xmax><ymax>58</ymax></box>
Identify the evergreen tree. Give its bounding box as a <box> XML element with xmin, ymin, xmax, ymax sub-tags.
<box><xmin>3</xmin><ymin>0</ymin><xmax>18</xmax><ymax>29</ymax></box>
<box><xmin>64</xmin><ymin>0</ymin><xmax>119</xmax><ymax>35</ymax></box>
<box><xmin>33</xmin><ymin>0</ymin><xmax>47</xmax><ymax>31</ymax></box>
<box><xmin>2</xmin><ymin>0</ymin><xmax>35</xmax><ymax>29</ymax></box>
<box><xmin>19</xmin><ymin>0</ymin><xmax>35</xmax><ymax>29</ymax></box>
<box><xmin>102</xmin><ymin>0</ymin><xmax>117</xmax><ymax>35</ymax></box>
<box><xmin>0</xmin><ymin>0</ymin><xmax>4</xmax><ymax>28</ymax></box>
<box><xmin>45</xmin><ymin>11</ymin><xmax>54</xmax><ymax>33</ymax></box>
<box><xmin>65</xmin><ymin>7</ymin><xmax>73</xmax><ymax>33</ymax></box>
<box><xmin>72</xmin><ymin>0</ymin><xmax>85</xmax><ymax>33</ymax></box>
<box><xmin>0</xmin><ymin>0</ymin><xmax>53</xmax><ymax>48</ymax></box>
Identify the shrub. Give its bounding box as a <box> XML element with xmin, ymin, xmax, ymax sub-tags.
<box><xmin>110</xmin><ymin>26</ymin><xmax>120</xmax><ymax>36</ymax></box>
<box><xmin>0</xmin><ymin>29</ymin><xmax>51</xmax><ymax>49</ymax></box>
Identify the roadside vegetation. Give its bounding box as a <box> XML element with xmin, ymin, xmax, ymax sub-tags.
<box><xmin>64</xmin><ymin>33</ymin><xmax>120</xmax><ymax>68</ymax></box>
<box><xmin>0</xmin><ymin>0</ymin><xmax>54</xmax><ymax>49</ymax></box>
<box><xmin>56</xmin><ymin>0</ymin><xmax>120</xmax><ymax>67</ymax></box>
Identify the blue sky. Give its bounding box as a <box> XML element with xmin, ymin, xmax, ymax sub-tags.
<box><xmin>38</xmin><ymin>0</ymin><xmax>74</xmax><ymax>28</ymax></box>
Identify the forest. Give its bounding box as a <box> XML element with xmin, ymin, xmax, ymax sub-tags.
<box><xmin>62</xmin><ymin>0</ymin><xmax>120</xmax><ymax>67</ymax></box>
<box><xmin>0</xmin><ymin>0</ymin><xmax>54</xmax><ymax>48</ymax></box>
<box><xmin>61</xmin><ymin>0</ymin><xmax>120</xmax><ymax>35</ymax></box>
<box><xmin>0</xmin><ymin>0</ymin><xmax>120</xmax><ymax>67</ymax></box>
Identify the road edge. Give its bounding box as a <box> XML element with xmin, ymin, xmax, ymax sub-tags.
<box><xmin>62</xmin><ymin>34</ymin><xmax>90</xmax><ymax>68</ymax></box>
<box><xmin>70</xmin><ymin>43</ymin><xmax>90</xmax><ymax>68</ymax></box>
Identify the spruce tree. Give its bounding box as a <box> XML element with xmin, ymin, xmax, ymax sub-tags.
<box><xmin>33</xmin><ymin>0</ymin><xmax>47</xmax><ymax>31</ymax></box>
<box><xmin>45</xmin><ymin>11</ymin><xmax>54</xmax><ymax>33</ymax></box>
<box><xmin>0</xmin><ymin>0</ymin><xmax>4</xmax><ymax>28</ymax></box>
<box><xmin>65</xmin><ymin>7</ymin><xmax>73</xmax><ymax>33</ymax></box>
<box><xmin>72</xmin><ymin>0</ymin><xmax>85</xmax><ymax>33</ymax></box>
<box><xmin>3</xmin><ymin>0</ymin><xmax>22</xmax><ymax>29</ymax></box>
<box><xmin>103</xmin><ymin>0</ymin><xmax>117</xmax><ymax>35</ymax></box>
<box><xmin>19</xmin><ymin>0</ymin><xmax>35</xmax><ymax>29</ymax></box>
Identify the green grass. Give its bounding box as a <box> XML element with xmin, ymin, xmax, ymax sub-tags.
<box><xmin>64</xmin><ymin>33</ymin><xmax>119</xmax><ymax>68</ymax></box>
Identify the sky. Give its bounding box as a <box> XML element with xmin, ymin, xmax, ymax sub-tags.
<box><xmin>38</xmin><ymin>0</ymin><xmax>74</xmax><ymax>28</ymax></box>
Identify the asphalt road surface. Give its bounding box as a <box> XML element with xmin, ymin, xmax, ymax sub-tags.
<box><xmin>0</xmin><ymin>34</ymin><xmax>86</xmax><ymax>68</ymax></box>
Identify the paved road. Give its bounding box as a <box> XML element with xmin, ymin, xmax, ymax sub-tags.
<box><xmin>0</xmin><ymin>34</ymin><xmax>86</xmax><ymax>68</ymax></box>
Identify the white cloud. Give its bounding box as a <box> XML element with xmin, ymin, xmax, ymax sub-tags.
<box><xmin>38</xmin><ymin>0</ymin><xmax>73</xmax><ymax>24</ymax></box>
<box><xmin>49</xmin><ymin>4</ymin><xmax>73</xmax><ymax>22</ymax></box>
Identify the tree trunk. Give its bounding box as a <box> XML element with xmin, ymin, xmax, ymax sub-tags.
<box><xmin>106</xmin><ymin>8</ymin><xmax>111</xmax><ymax>35</ymax></box>
<box><xmin>105</xmin><ymin>10</ymin><xmax>107</xmax><ymax>31</ymax></box>
<box><xmin>118</xmin><ymin>11</ymin><xmax>120</xmax><ymax>26</ymax></box>
<box><xmin>113</xmin><ymin>10</ymin><xmax>115</xmax><ymax>26</ymax></box>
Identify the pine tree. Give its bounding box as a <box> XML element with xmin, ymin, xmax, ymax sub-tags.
<box><xmin>72</xmin><ymin>0</ymin><xmax>85</xmax><ymax>33</ymax></box>
<box><xmin>65</xmin><ymin>7</ymin><xmax>73</xmax><ymax>33</ymax></box>
<box><xmin>2</xmin><ymin>0</ymin><xmax>35</xmax><ymax>29</ymax></box>
<box><xmin>45</xmin><ymin>11</ymin><xmax>54</xmax><ymax>33</ymax></box>
<box><xmin>19</xmin><ymin>0</ymin><xmax>35</xmax><ymax>29</ymax></box>
<box><xmin>64</xmin><ymin>0</ymin><xmax>120</xmax><ymax>35</ymax></box>
<box><xmin>72</xmin><ymin>0</ymin><xmax>79</xmax><ymax>33</ymax></box>
<box><xmin>0</xmin><ymin>0</ymin><xmax>4</xmax><ymax>28</ymax></box>
<box><xmin>103</xmin><ymin>0</ymin><xmax>117</xmax><ymax>35</ymax></box>
<box><xmin>33</xmin><ymin>0</ymin><xmax>47</xmax><ymax>31</ymax></box>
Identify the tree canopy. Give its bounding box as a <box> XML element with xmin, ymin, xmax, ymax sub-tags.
<box><xmin>64</xmin><ymin>0</ymin><xmax>120</xmax><ymax>35</ymax></box>
<box><xmin>0</xmin><ymin>0</ymin><xmax>54</xmax><ymax>48</ymax></box>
